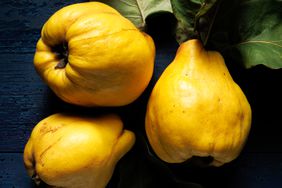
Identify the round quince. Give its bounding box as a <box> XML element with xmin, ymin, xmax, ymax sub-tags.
<box><xmin>24</xmin><ymin>113</ymin><xmax>135</xmax><ymax>188</ymax></box>
<box><xmin>34</xmin><ymin>2</ymin><xmax>155</xmax><ymax>106</ymax></box>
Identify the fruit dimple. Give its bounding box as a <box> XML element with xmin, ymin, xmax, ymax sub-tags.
<box><xmin>51</xmin><ymin>42</ymin><xmax>69</xmax><ymax>69</ymax></box>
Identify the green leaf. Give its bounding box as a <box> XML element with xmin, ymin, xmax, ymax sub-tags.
<box><xmin>195</xmin><ymin>0</ymin><xmax>219</xmax><ymax>45</ymax></box>
<box><xmin>171</xmin><ymin>0</ymin><xmax>218</xmax><ymax>44</ymax></box>
<box><xmin>195</xmin><ymin>0</ymin><xmax>217</xmax><ymax>18</ymax></box>
<box><xmin>92</xmin><ymin>0</ymin><xmax>173</xmax><ymax>30</ymax></box>
<box><xmin>209</xmin><ymin>0</ymin><xmax>282</xmax><ymax>69</ymax></box>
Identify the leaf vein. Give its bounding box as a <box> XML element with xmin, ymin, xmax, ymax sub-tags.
<box><xmin>120</xmin><ymin>0</ymin><xmax>137</xmax><ymax>8</ymax></box>
<box><xmin>135</xmin><ymin>0</ymin><xmax>145</xmax><ymax>27</ymax></box>
<box><xmin>236</xmin><ymin>40</ymin><xmax>282</xmax><ymax>48</ymax></box>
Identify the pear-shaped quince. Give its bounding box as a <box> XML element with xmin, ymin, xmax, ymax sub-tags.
<box><xmin>34</xmin><ymin>2</ymin><xmax>155</xmax><ymax>107</ymax></box>
<box><xmin>146</xmin><ymin>39</ymin><xmax>252</xmax><ymax>166</ymax></box>
<box><xmin>24</xmin><ymin>113</ymin><xmax>135</xmax><ymax>188</ymax></box>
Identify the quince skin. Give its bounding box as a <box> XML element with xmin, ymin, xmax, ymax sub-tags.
<box><xmin>24</xmin><ymin>113</ymin><xmax>135</xmax><ymax>187</ymax></box>
<box><xmin>146</xmin><ymin>39</ymin><xmax>252</xmax><ymax>166</ymax></box>
<box><xmin>34</xmin><ymin>2</ymin><xmax>155</xmax><ymax>107</ymax></box>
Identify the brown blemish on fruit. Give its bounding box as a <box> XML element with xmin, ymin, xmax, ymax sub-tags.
<box><xmin>40</xmin><ymin>123</ymin><xmax>64</xmax><ymax>135</ymax></box>
<box><xmin>240</xmin><ymin>113</ymin><xmax>245</xmax><ymax>121</ymax></box>
<box><xmin>39</xmin><ymin>136</ymin><xmax>63</xmax><ymax>167</ymax></box>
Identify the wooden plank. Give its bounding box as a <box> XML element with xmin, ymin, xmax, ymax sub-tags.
<box><xmin>0</xmin><ymin>53</ymin><xmax>51</xmax><ymax>152</ymax></box>
<box><xmin>1</xmin><ymin>153</ymin><xmax>282</xmax><ymax>188</ymax></box>
<box><xmin>0</xmin><ymin>153</ymin><xmax>35</xmax><ymax>188</ymax></box>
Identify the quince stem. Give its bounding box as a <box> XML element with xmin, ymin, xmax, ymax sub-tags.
<box><xmin>54</xmin><ymin>42</ymin><xmax>68</xmax><ymax>69</ymax></box>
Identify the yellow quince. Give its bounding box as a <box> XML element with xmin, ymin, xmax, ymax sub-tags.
<box><xmin>146</xmin><ymin>39</ymin><xmax>252</xmax><ymax>166</ymax></box>
<box><xmin>24</xmin><ymin>113</ymin><xmax>135</xmax><ymax>188</ymax></box>
<box><xmin>34</xmin><ymin>2</ymin><xmax>155</xmax><ymax>107</ymax></box>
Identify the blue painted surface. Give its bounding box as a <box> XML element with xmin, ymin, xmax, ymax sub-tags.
<box><xmin>0</xmin><ymin>153</ymin><xmax>35</xmax><ymax>188</ymax></box>
<box><xmin>0</xmin><ymin>0</ymin><xmax>282</xmax><ymax>188</ymax></box>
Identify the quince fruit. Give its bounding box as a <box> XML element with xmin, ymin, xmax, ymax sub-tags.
<box><xmin>34</xmin><ymin>2</ymin><xmax>155</xmax><ymax>106</ymax></box>
<box><xmin>145</xmin><ymin>39</ymin><xmax>252</xmax><ymax>166</ymax></box>
<box><xmin>23</xmin><ymin>113</ymin><xmax>135</xmax><ymax>187</ymax></box>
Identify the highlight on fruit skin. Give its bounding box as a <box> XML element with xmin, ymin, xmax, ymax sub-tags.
<box><xmin>34</xmin><ymin>2</ymin><xmax>155</xmax><ymax>107</ymax></box>
<box><xmin>23</xmin><ymin>113</ymin><xmax>135</xmax><ymax>188</ymax></box>
<box><xmin>145</xmin><ymin>39</ymin><xmax>252</xmax><ymax>166</ymax></box>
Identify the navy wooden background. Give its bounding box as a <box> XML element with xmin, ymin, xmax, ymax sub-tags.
<box><xmin>0</xmin><ymin>1</ymin><xmax>282</xmax><ymax>187</ymax></box>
